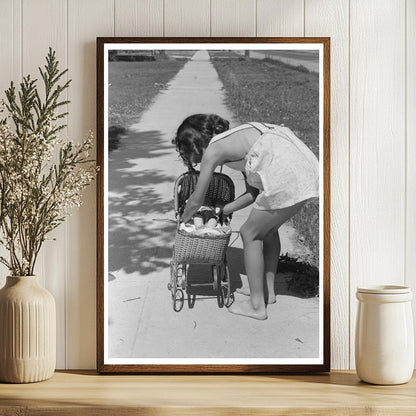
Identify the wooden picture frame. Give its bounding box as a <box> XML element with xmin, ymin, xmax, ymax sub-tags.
<box><xmin>97</xmin><ymin>37</ymin><xmax>330</xmax><ymax>374</ymax></box>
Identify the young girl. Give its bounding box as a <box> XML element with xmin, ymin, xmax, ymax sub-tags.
<box><xmin>174</xmin><ymin>114</ymin><xmax>319</xmax><ymax>320</ymax></box>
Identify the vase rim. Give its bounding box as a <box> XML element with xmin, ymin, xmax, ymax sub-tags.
<box><xmin>357</xmin><ymin>285</ymin><xmax>411</xmax><ymax>294</ymax></box>
<box><xmin>7</xmin><ymin>275</ymin><xmax>38</xmax><ymax>279</ymax></box>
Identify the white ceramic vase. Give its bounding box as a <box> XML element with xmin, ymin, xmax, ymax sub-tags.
<box><xmin>0</xmin><ymin>276</ymin><xmax>56</xmax><ymax>383</ymax></box>
<box><xmin>355</xmin><ymin>285</ymin><xmax>414</xmax><ymax>385</ymax></box>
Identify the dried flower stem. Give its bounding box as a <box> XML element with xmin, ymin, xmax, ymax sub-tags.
<box><xmin>0</xmin><ymin>48</ymin><xmax>96</xmax><ymax>276</ymax></box>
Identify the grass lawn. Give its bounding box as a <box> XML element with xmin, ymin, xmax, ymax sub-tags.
<box><xmin>210</xmin><ymin>51</ymin><xmax>320</xmax><ymax>266</ymax></box>
<box><xmin>108</xmin><ymin>58</ymin><xmax>188</xmax><ymax>127</ymax></box>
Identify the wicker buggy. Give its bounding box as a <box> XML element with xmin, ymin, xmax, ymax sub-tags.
<box><xmin>168</xmin><ymin>170</ymin><xmax>235</xmax><ymax>312</ymax></box>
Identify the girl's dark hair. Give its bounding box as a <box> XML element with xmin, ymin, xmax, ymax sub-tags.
<box><xmin>173</xmin><ymin>114</ymin><xmax>230</xmax><ymax>170</ymax></box>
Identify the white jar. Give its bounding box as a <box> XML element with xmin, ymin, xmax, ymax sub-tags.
<box><xmin>355</xmin><ymin>285</ymin><xmax>414</xmax><ymax>385</ymax></box>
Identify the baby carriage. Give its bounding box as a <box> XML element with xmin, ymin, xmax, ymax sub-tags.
<box><xmin>168</xmin><ymin>170</ymin><xmax>235</xmax><ymax>312</ymax></box>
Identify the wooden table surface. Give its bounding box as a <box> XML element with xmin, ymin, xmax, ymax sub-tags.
<box><xmin>0</xmin><ymin>370</ymin><xmax>415</xmax><ymax>415</ymax></box>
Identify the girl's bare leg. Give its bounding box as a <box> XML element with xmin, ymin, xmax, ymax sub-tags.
<box><xmin>236</xmin><ymin>227</ymin><xmax>280</xmax><ymax>305</ymax></box>
<box><xmin>229</xmin><ymin>201</ymin><xmax>305</xmax><ymax>320</ymax></box>
<box><xmin>263</xmin><ymin>227</ymin><xmax>280</xmax><ymax>304</ymax></box>
<box><xmin>231</xmin><ymin>236</ymin><xmax>267</xmax><ymax>320</ymax></box>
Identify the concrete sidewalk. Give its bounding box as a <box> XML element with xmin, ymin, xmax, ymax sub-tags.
<box><xmin>108</xmin><ymin>50</ymin><xmax>319</xmax><ymax>360</ymax></box>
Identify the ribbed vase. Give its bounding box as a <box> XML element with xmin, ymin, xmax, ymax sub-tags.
<box><xmin>0</xmin><ymin>276</ymin><xmax>56</xmax><ymax>383</ymax></box>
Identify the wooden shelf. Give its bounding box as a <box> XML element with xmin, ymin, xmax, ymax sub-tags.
<box><xmin>0</xmin><ymin>370</ymin><xmax>415</xmax><ymax>415</ymax></box>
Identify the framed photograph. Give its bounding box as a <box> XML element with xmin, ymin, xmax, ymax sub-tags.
<box><xmin>97</xmin><ymin>37</ymin><xmax>330</xmax><ymax>373</ymax></box>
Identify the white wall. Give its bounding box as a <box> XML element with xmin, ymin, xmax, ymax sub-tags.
<box><xmin>0</xmin><ymin>0</ymin><xmax>414</xmax><ymax>370</ymax></box>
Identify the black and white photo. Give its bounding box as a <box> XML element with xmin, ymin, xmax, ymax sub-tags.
<box><xmin>97</xmin><ymin>38</ymin><xmax>330</xmax><ymax>373</ymax></box>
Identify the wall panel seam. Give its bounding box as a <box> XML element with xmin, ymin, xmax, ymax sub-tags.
<box><xmin>348</xmin><ymin>0</ymin><xmax>351</xmax><ymax>370</ymax></box>
<box><xmin>12</xmin><ymin>0</ymin><xmax>15</xmax><ymax>73</ymax></box>
<box><xmin>20</xmin><ymin>0</ymin><xmax>23</xmax><ymax>79</ymax></box>
<box><xmin>404</xmin><ymin>0</ymin><xmax>408</xmax><ymax>286</ymax></box>
<box><xmin>303</xmin><ymin>0</ymin><xmax>305</xmax><ymax>37</ymax></box>
<box><xmin>209</xmin><ymin>0</ymin><xmax>212</xmax><ymax>37</ymax></box>
<box><xmin>65</xmin><ymin>0</ymin><xmax>69</xmax><ymax>369</ymax></box>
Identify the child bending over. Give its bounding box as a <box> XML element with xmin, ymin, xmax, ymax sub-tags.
<box><xmin>173</xmin><ymin>114</ymin><xmax>319</xmax><ymax>320</ymax></box>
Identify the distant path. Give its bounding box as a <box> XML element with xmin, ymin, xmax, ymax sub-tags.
<box><xmin>108</xmin><ymin>51</ymin><xmax>318</xmax><ymax>361</ymax></box>
<box><xmin>235</xmin><ymin>50</ymin><xmax>319</xmax><ymax>72</ymax></box>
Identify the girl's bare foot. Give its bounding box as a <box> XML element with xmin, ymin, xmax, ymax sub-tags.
<box><xmin>236</xmin><ymin>286</ymin><xmax>277</xmax><ymax>305</ymax></box>
<box><xmin>236</xmin><ymin>286</ymin><xmax>250</xmax><ymax>296</ymax></box>
<box><xmin>267</xmin><ymin>294</ymin><xmax>276</xmax><ymax>304</ymax></box>
<box><xmin>228</xmin><ymin>299</ymin><xmax>267</xmax><ymax>320</ymax></box>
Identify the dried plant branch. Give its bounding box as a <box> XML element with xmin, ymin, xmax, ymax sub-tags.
<box><xmin>0</xmin><ymin>48</ymin><xmax>97</xmax><ymax>276</ymax></box>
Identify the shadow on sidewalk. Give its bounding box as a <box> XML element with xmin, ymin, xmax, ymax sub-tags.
<box><xmin>108</xmin><ymin>129</ymin><xmax>176</xmax><ymax>277</ymax></box>
<box><xmin>226</xmin><ymin>246</ymin><xmax>245</xmax><ymax>291</ymax></box>
<box><xmin>226</xmin><ymin>246</ymin><xmax>313</xmax><ymax>300</ymax></box>
<box><xmin>109</xmin><ymin>129</ymin><xmax>174</xmax><ymax>159</ymax></box>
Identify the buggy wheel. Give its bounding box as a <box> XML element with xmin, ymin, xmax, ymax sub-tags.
<box><xmin>222</xmin><ymin>265</ymin><xmax>234</xmax><ymax>308</ymax></box>
<box><xmin>168</xmin><ymin>247</ymin><xmax>176</xmax><ymax>292</ymax></box>
<box><xmin>180</xmin><ymin>263</ymin><xmax>187</xmax><ymax>290</ymax></box>
<box><xmin>187</xmin><ymin>293</ymin><xmax>196</xmax><ymax>309</ymax></box>
<box><xmin>217</xmin><ymin>290</ymin><xmax>224</xmax><ymax>308</ymax></box>
<box><xmin>212</xmin><ymin>265</ymin><xmax>219</xmax><ymax>291</ymax></box>
<box><xmin>216</xmin><ymin>265</ymin><xmax>224</xmax><ymax>308</ymax></box>
<box><xmin>222</xmin><ymin>284</ymin><xmax>234</xmax><ymax>308</ymax></box>
<box><xmin>168</xmin><ymin>260</ymin><xmax>177</xmax><ymax>294</ymax></box>
<box><xmin>173</xmin><ymin>289</ymin><xmax>184</xmax><ymax>312</ymax></box>
<box><xmin>175</xmin><ymin>263</ymin><xmax>184</xmax><ymax>291</ymax></box>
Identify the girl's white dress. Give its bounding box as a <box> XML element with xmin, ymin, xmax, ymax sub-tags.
<box><xmin>209</xmin><ymin>122</ymin><xmax>319</xmax><ymax>210</ymax></box>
